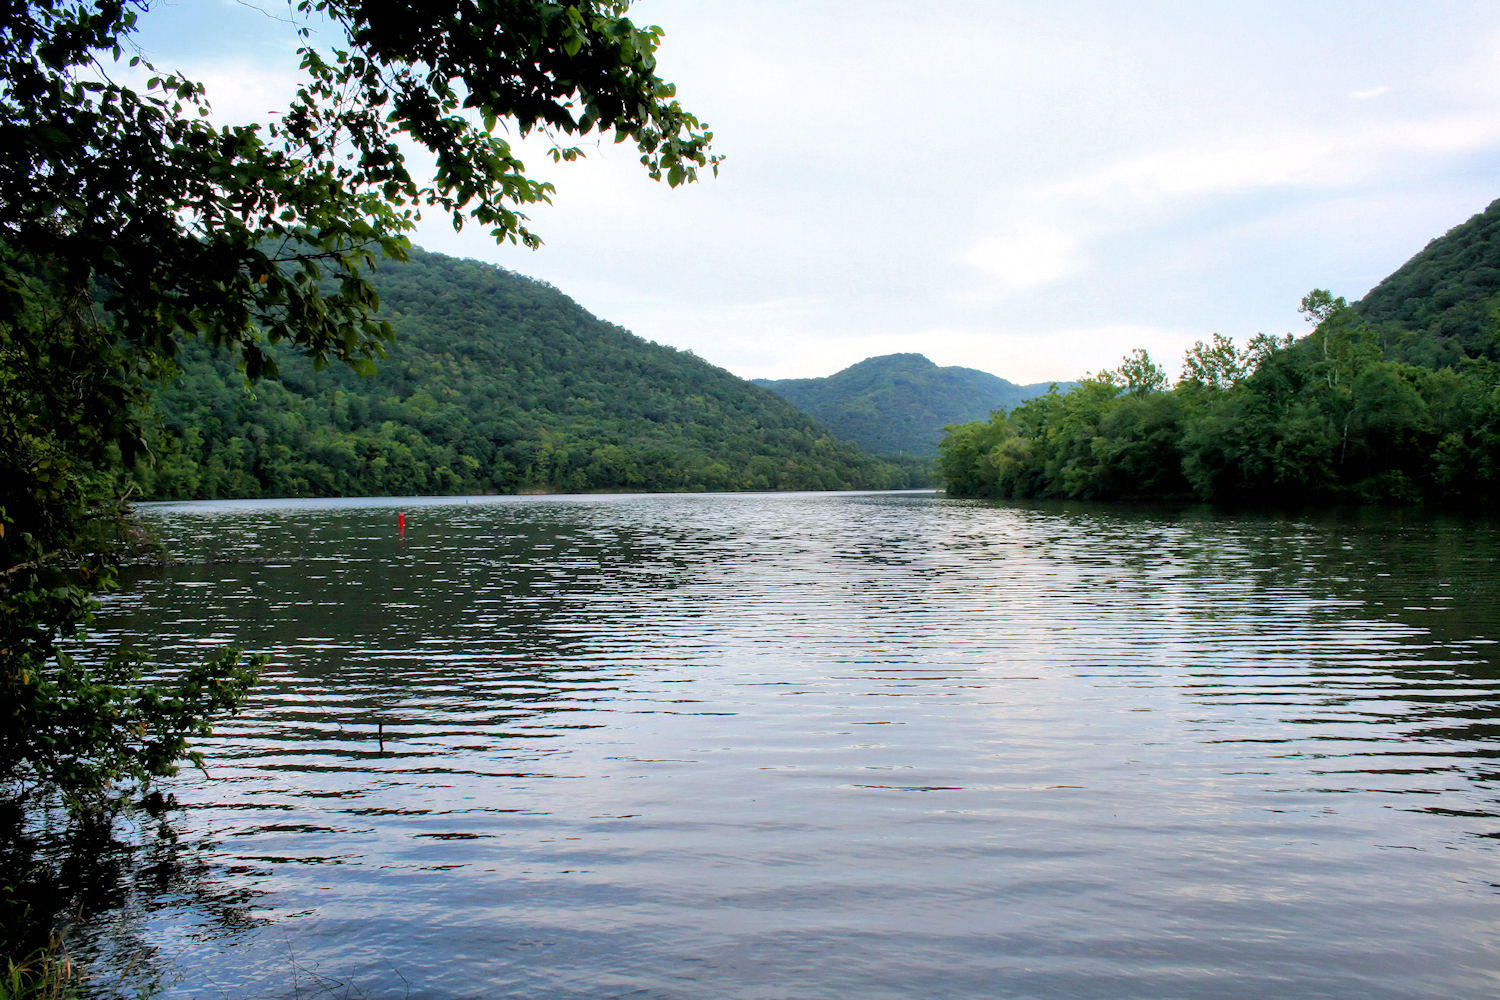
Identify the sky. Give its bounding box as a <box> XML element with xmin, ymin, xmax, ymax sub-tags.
<box><xmin>129</xmin><ymin>1</ymin><xmax>1500</xmax><ymax>384</ymax></box>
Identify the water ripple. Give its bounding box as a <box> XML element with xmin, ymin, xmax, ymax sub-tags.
<box><xmin>66</xmin><ymin>492</ymin><xmax>1500</xmax><ymax>1000</ymax></box>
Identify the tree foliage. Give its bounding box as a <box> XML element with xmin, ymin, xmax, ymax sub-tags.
<box><xmin>1113</xmin><ymin>348</ymin><xmax>1169</xmax><ymax>396</ymax></box>
<box><xmin>936</xmin><ymin>197</ymin><xmax>1500</xmax><ymax>509</ymax></box>
<box><xmin>1181</xmin><ymin>333</ymin><xmax>1247</xmax><ymax>391</ymax></box>
<box><xmin>1</xmin><ymin>0</ymin><xmax>718</xmax><ymax>382</ymax></box>
<box><xmin>0</xmin><ymin>0</ymin><xmax>719</xmax><ymax>827</ymax></box>
<box><xmin>939</xmin><ymin>293</ymin><xmax>1500</xmax><ymax>506</ymax></box>
<box><xmin>942</xmin><ymin>200</ymin><xmax>1500</xmax><ymax>508</ymax></box>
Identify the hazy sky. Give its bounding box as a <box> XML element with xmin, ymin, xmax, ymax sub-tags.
<box><xmin>131</xmin><ymin>1</ymin><xmax>1500</xmax><ymax>383</ymax></box>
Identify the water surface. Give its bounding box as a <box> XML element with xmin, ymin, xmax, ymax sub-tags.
<box><xmin>73</xmin><ymin>492</ymin><xmax>1500</xmax><ymax>998</ymax></box>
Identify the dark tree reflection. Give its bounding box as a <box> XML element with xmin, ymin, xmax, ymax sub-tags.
<box><xmin>1</xmin><ymin>795</ymin><xmax>266</xmax><ymax>998</ymax></box>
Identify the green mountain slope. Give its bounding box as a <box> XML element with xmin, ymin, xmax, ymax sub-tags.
<box><xmin>1354</xmin><ymin>196</ymin><xmax>1500</xmax><ymax>366</ymax></box>
<box><xmin>134</xmin><ymin>248</ymin><xmax>911</xmax><ymax>499</ymax></box>
<box><xmin>753</xmin><ymin>353</ymin><xmax>1063</xmax><ymax>457</ymax></box>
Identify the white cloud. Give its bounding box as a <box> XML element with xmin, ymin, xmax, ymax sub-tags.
<box><xmin>1425</xmin><ymin>24</ymin><xmax>1500</xmax><ymax>104</ymax></box>
<box><xmin>105</xmin><ymin>53</ymin><xmax>302</xmax><ymax>129</ymax></box>
<box><xmin>949</xmin><ymin>110</ymin><xmax>1500</xmax><ymax>327</ymax></box>
<box><xmin>112</xmin><ymin>2</ymin><xmax>1500</xmax><ymax>388</ymax></box>
<box><xmin>970</xmin><ymin>323</ymin><xmax>1205</xmax><ymax>385</ymax></box>
<box><xmin>640</xmin><ymin>303</ymin><xmax>1202</xmax><ymax>386</ymax></box>
<box><xmin>186</xmin><ymin>58</ymin><xmax>302</xmax><ymax>125</ymax></box>
<box><xmin>1044</xmin><ymin>114</ymin><xmax>1500</xmax><ymax>213</ymax></box>
<box><xmin>962</xmin><ymin>226</ymin><xmax>1079</xmax><ymax>291</ymax></box>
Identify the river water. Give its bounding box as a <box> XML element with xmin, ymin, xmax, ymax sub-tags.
<box><xmin>68</xmin><ymin>491</ymin><xmax>1500</xmax><ymax>998</ymax></box>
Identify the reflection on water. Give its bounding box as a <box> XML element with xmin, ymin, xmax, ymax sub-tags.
<box><xmin>66</xmin><ymin>492</ymin><xmax>1500</xmax><ymax>999</ymax></box>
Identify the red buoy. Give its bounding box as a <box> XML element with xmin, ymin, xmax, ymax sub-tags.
<box><xmin>398</xmin><ymin>511</ymin><xmax>406</xmax><ymax>535</ymax></box>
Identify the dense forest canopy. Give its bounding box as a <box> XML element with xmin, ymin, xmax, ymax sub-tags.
<box><xmin>754</xmin><ymin>353</ymin><xmax>1065</xmax><ymax>457</ymax></box>
<box><xmin>135</xmin><ymin>248</ymin><xmax>917</xmax><ymax>498</ymax></box>
<box><xmin>939</xmin><ymin>200</ymin><xmax>1500</xmax><ymax>506</ymax></box>
<box><xmin>1353</xmin><ymin>197</ymin><xmax>1500</xmax><ymax>367</ymax></box>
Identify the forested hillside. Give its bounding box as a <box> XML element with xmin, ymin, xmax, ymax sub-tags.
<box><xmin>1354</xmin><ymin>197</ymin><xmax>1500</xmax><ymax>366</ymax></box>
<box><xmin>939</xmin><ymin>200</ymin><xmax>1500</xmax><ymax>506</ymax></box>
<box><xmin>134</xmin><ymin>249</ymin><xmax>913</xmax><ymax>498</ymax></box>
<box><xmin>754</xmin><ymin>353</ymin><xmax>1061</xmax><ymax>456</ymax></box>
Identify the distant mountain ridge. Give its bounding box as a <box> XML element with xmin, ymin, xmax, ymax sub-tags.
<box><xmin>754</xmin><ymin>353</ymin><xmax>1064</xmax><ymax>457</ymax></box>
